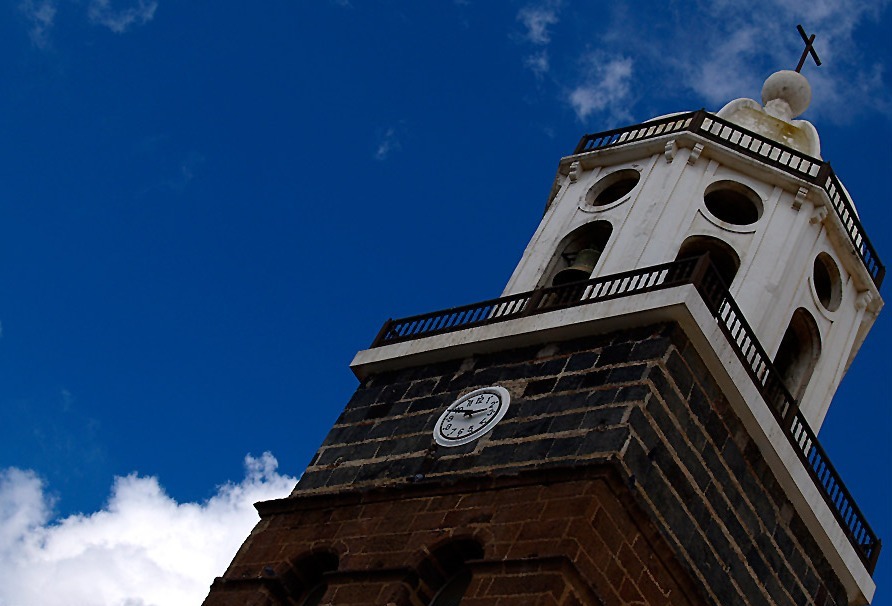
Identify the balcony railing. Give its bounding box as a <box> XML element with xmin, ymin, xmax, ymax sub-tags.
<box><xmin>370</xmin><ymin>256</ymin><xmax>881</xmax><ymax>573</ymax></box>
<box><xmin>573</xmin><ymin>110</ymin><xmax>885</xmax><ymax>288</ymax></box>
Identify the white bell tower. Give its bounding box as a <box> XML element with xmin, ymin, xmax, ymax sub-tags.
<box><xmin>350</xmin><ymin>65</ymin><xmax>884</xmax><ymax>600</ymax></box>
<box><xmin>503</xmin><ymin>69</ymin><xmax>883</xmax><ymax>433</ymax></box>
<box><xmin>208</xmin><ymin>32</ymin><xmax>885</xmax><ymax>606</ymax></box>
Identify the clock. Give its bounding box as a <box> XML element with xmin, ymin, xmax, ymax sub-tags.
<box><xmin>434</xmin><ymin>386</ymin><xmax>510</xmax><ymax>447</ymax></box>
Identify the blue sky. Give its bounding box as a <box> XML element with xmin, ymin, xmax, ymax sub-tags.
<box><xmin>0</xmin><ymin>1</ymin><xmax>890</xmax><ymax>605</ymax></box>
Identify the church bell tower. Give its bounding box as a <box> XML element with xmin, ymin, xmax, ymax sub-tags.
<box><xmin>203</xmin><ymin>66</ymin><xmax>884</xmax><ymax>606</ymax></box>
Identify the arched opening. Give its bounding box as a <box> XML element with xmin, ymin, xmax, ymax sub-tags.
<box><xmin>300</xmin><ymin>583</ymin><xmax>328</xmax><ymax>606</ymax></box>
<box><xmin>543</xmin><ymin>220</ymin><xmax>613</xmax><ymax>287</ymax></box>
<box><xmin>703</xmin><ymin>180</ymin><xmax>763</xmax><ymax>225</ymax></box>
<box><xmin>430</xmin><ymin>569</ymin><xmax>472</xmax><ymax>606</ymax></box>
<box><xmin>813</xmin><ymin>253</ymin><xmax>842</xmax><ymax>312</ymax></box>
<box><xmin>280</xmin><ymin>550</ymin><xmax>339</xmax><ymax>606</ymax></box>
<box><xmin>773</xmin><ymin>308</ymin><xmax>821</xmax><ymax>401</ymax></box>
<box><xmin>419</xmin><ymin>539</ymin><xmax>484</xmax><ymax>606</ymax></box>
<box><xmin>586</xmin><ymin>169</ymin><xmax>640</xmax><ymax>207</ymax></box>
<box><xmin>675</xmin><ymin>235</ymin><xmax>741</xmax><ymax>288</ymax></box>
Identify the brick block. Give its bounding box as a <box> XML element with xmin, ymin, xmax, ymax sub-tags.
<box><xmin>554</xmin><ymin>374</ymin><xmax>587</xmax><ymax>393</ymax></box>
<box><xmin>517</xmin><ymin>518</ymin><xmax>571</xmax><ymax>542</ymax></box>
<box><xmin>608</xmin><ymin>363</ymin><xmax>648</xmax><ymax>384</ymax></box>
<box><xmin>524</xmin><ymin>377</ymin><xmax>558</xmax><ymax>397</ymax></box>
<box><xmin>539</xmin><ymin>496</ymin><xmax>593</xmax><ymax>521</ymax></box>
<box><xmin>483</xmin><ymin>574</ymin><xmax>543</xmax><ymax>597</ymax></box>
<box><xmin>565</xmin><ymin>351</ymin><xmax>599</xmax><ymax>372</ymax></box>
<box><xmin>595</xmin><ymin>342</ymin><xmax>635</xmax><ymax>367</ymax></box>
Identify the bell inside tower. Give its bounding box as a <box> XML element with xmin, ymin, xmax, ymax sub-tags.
<box><xmin>552</xmin><ymin>247</ymin><xmax>601</xmax><ymax>286</ymax></box>
<box><xmin>545</xmin><ymin>220</ymin><xmax>613</xmax><ymax>287</ymax></box>
<box><xmin>674</xmin><ymin>235</ymin><xmax>740</xmax><ymax>288</ymax></box>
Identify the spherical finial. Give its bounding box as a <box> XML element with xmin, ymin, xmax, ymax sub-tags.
<box><xmin>761</xmin><ymin>70</ymin><xmax>811</xmax><ymax>120</ymax></box>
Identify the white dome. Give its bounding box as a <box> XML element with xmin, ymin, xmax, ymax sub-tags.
<box><xmin>761</xmin><ymin>70</ymin><xmax>811</xmax><ymax>119</ymax></box>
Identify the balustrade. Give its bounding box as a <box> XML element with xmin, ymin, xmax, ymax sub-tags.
<box><xmin>370</xmin><ymin>256</ymin><xmax>881</xmax><ymax>571</ymax></box>
<box><xmin>573</xmin><ymin>111</ymin><xmax>885</xmax><ymax>287</ymax></box>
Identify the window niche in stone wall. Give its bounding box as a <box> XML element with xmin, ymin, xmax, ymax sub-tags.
<box><xmin>813</xmin><ymin>252</ymin><xmax>842</xmax><ymax>312</ymax></box>
<box><xmin>675</xmin><ymin>235</ymin><xmax>741</xmax><ymax>288</ymax></box>
<box><xmin>773</xmin><ymin>308</ymin><xmax>821</xmax><ymax>401</ymax></box>
<box><xmin>430</xmin><ymin>569</ymin><xmax>473</xmax><ymax>606</ymax></box>
<box><xmin>280</xmin><ymin>551</ymin><xmax>339</xmax><ymax>606</ymax></box>
<box><xmin>703</xmin><ymin>180</ymin><xmax>763</xmax><ymax>226</ymax></box>
<box><xmin>543</xmin><ymin>220</ymin><xmax>613</xmax><ymax>287</ymax></box>
<box><xmin>421</xmin><ymin>539</ymin><xmax>484</xmax><ymax>606</ymax></box>
<box><xmin>585</xmin><ymin>169</ymin><xmax>640</xmax><ymax>208</ymax></box>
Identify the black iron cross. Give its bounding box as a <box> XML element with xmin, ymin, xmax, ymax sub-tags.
<box><xmin>795</xmin><ymin>24</ymin><xmax>822</xmax><ymax>72</ymax></box>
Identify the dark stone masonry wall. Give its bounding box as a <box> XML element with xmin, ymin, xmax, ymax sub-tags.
<box><xmin>205</xmin><ymin>472</ymin><xmax>706</xmax><ymax>606</ymax></box>
<box><xmin>204</xmin><ymin>322</ymin><xmax>847</xmax><ymax>606</ymax></box>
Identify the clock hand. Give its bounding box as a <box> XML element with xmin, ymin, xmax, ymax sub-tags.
<box><xmin>446</xmin><ymin>407</ymin><xmax>488</xmax><ymax>416</ymax></box>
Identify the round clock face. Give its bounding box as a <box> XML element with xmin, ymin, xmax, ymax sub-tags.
<box><xmin>434</xmin><ymin>386</ymin><xmax>510</xmax><ymax>447</ymax></box>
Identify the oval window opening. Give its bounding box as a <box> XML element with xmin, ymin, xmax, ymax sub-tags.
<box><xmin>587</xmin><ymin>169</ymin><xmax>640</xmax><ymax>206</ymax></box>
<box><xmin>813</xmin><ymin>253</ymin><xmax>842</xmax><ymax>311</ymax></box>
<box><xmin>703</xmin><ymin>181</ymin><xmax>762</xmax><ymax>226</ymax></box>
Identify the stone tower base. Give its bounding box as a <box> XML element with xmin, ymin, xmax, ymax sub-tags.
<box><xmin>203</xmin><ymin>323</ymin><xmax>848</xmax><ymax>605</ymax></box>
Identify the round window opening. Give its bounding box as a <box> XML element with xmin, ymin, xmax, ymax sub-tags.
<box><xmin>587</xmin><ymin>169</ymin><xmax>640</xmax><ymax>206</ymax></box>
<box><xmin>813</xmin><ymin>253</ymin><xmax>842</xmax><ymax>312</ymax></box>
<box><xmin>703</xmin><ymin>181</ymin><xmax>763</xmax><ymax>226</ymax></box>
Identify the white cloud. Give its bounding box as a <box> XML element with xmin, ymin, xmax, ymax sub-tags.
<box><xmin>525</xmin><ymin>50</ymin><xmax>550</xmax><ymax>80</ymax></box>
<box><xmin>0</xmin><ymin>453</ymin><xmax>296</xmax><ymax>606</ymax></box>
<box><xmin>374</xmin><ymin>127</ymin><xmax>401</xmax><ymax>161</ymax></box>
<box><xmin>515</xmin><ymin>1</ymin><xmax>888</xmax><ymax>124</ymax></box>
<box><xmin>88</xmin><ymin>0</ymin><xmax>158</xmax><ymax>34</ymax></box>
<box><xmin>663</xmin><ymin>0</ymin><xmax>892</xmax><ymax>118</ymax></box>
<box><xmin>568</xmin><ymin>54</ymin><xmax>634</xmax><ymax>123</ymax></box>
<box><xmin>517</xmin><ymin>4</ymin><xmax>559</xmax><ymax>45</ymax></box>
<box><xmin>19</xmin><ymin>0</ymin><xmax>57</xmax><ymax>49</ymax></box>
<box><xmin>516</xmin><ymin>2</ymin><xmax>561</xmax><ymax>77</ymax></box>
<box><xmin>164</xmin><ymin>150</ymin><xmax>205</xmax><ymax>193</ymax></box>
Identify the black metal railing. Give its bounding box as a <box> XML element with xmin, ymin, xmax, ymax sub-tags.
<box><xmin>372</xmin><ymin>258</ymin><xmax>696</xmax><ymax>346</ymax></box>
<box><xmin>370</xmin><ymin>256</ymin><xmax>881</xmax><ymax>572</ymax></box>
<box><xmin>574</xmin><ymin>110</ymin><xmax>885</xmax><ymax>288</ymax></box>
<box><xmin>692</xmin><ymin>265</ymin><xmax>881</xmax><ymax>573</ymax></box>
